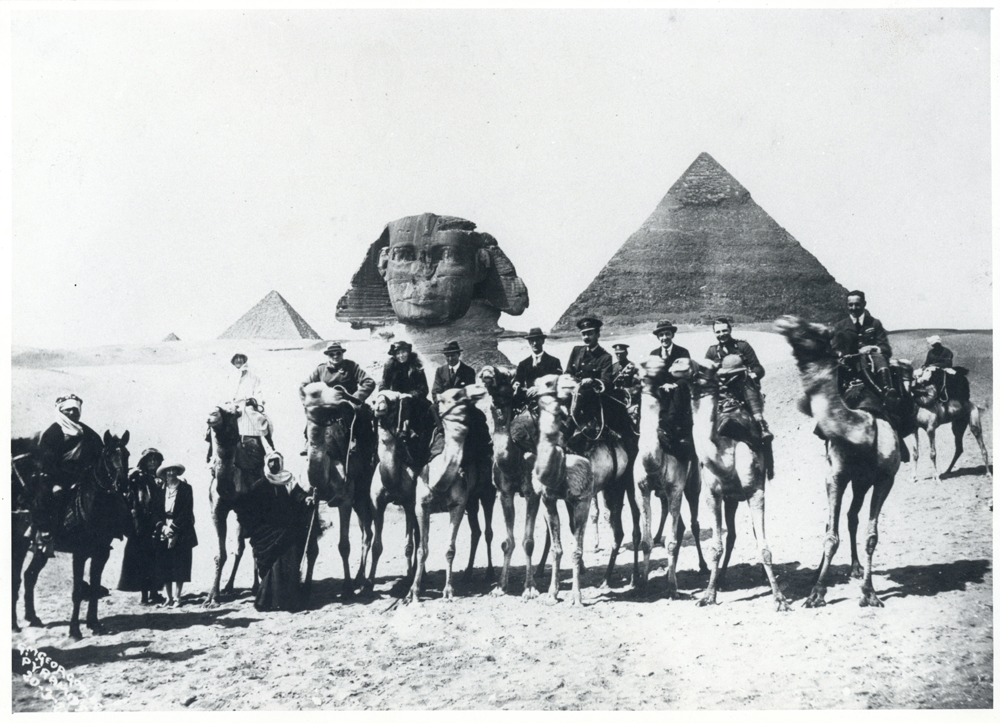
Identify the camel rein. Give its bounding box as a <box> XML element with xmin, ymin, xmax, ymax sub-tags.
<box><xmin>569</xmin><ymin>385</ymin><xmax>605</xmax><ymax>442</ymax></box>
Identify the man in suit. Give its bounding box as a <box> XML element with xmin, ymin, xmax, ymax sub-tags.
<box><xmin>831</xmin><ymin>290</ymin><xmax>897</xmax><ymax>400</ymax></box>
<box><xmin>431</xmin><ymin>340</ymin><xmax>491</xmax><ymax>454</ymax></box>
<box><xmin>647</xmin><ymin>320</ymin><xmax>693</xmax><ymax>451</ymax></box>
<box><xmin>513</xmin><ymin>327</ymin><xmax>562</xmax><ymax>402</ymax></box>
<box><xmin>300</xmin><ymin>341</ymin><xmax>376</xmax><ymax>454</ymax></box>
<box><xmin>704</xmin><ymin>318</ymin><xmax>772</xmax><ymax>441</ymax></box>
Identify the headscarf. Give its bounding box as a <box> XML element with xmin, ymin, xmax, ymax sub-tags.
<box><xmin>53</xmin><ymin>394</ymin><xmax>84</xmax><ymax>439</ymax></box>
<box><xmin>264</xmin><ymin>452</ymin><xmax>294</xmax><ymax>486</ymax></box>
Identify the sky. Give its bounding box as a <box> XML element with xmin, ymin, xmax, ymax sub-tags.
<box><xmin>8</xmin><ymin>7</ymin><xmax>993</xmax><ymax>348</ymax></box>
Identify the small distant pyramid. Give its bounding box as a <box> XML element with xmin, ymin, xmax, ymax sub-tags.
<box><xmin>162</xmin><ymin>333</ymin><xmax>181</xmax><ymax>342</ymax></box>
<box><xmin>553</xmin><ymin>153</ymin><xmax>849</xmax><ymax>331</ymax></box>
<box><xmin>218</xmin><ymin>291</ymin><xmax>322</xmax><ymax>340</ymax></box>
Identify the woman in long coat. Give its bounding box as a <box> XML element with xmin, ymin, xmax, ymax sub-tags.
<box><xmin>117</xmin><ymin>448</ymin><xmax>165</xmax><ymax>604</ymax></box>
<box><xmin>154</xmin><ymin>462</ymin><xmax>198</xmax><ymax>608</ymax></box>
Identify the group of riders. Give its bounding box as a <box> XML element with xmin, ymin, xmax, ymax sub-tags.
<box><xmin>13</xmin><ymin>288</ymin><xmax>968</xmax><ymax>622</ymax></box>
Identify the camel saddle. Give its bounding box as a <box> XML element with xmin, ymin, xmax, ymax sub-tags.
<box><xmin>832</xmin><ymin>360</ymin><xmax>916</xmax><ymax>460</ymax></box>
<box><xmin>567</xmin><ymin>392</ymin><xmax>637</xmax><ymax>457</ymax></box>
<box><xmin>924</xmin><ymin>366</ymin><xmax>971</xmax><ymax>403</ymax></box>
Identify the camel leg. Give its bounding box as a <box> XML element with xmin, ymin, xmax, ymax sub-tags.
<box><xmin>860</xmin><ymin>472</ymin><xmax>896</xmax><ymax>607</ymax></box>
<box><xmin>522</xmin><ymin>491</ymin><xmax>543</xmax><ymax>600</ymax></box>
<box><xmin>12</xmin><ymin>536</ymin><xmax>28</xmax><ymax>632</ymax></box>
<box><xmin>69</xmin><ymin>554</ymin><xmax>87</xmax><ymax>640</ymax></box>
<box><xmin>22</xmin><ymin>552</ymin><xmax>47</xmax><ymax>628</ymax></box>
<box><xmin>463</xmin><ymin>496</ymin><xmax>482</xmax><ymax>583</ymax></box>
<box><xmin>353</xmin><ymin>496</ymin><xmax>375</xmax><ymax>591</ymax></box>
<box><xmin>492</xmin><ymin>490</ymin><xmax>516</xmax><ymax>596</ymax></box>
<box><xmin>404</xmin><ymin>505</ymin><xmax>420</xmax><ymax>581</ymax></box>
<box><xmin>685</xmin><ymin>461</ymin><xmax>709</xmax><ymax>574</ymax></box>
<box><xmin>542</xmin><ymin>495</ymin><xmax>562</xmax><ymax>604</ymax></box>
<box><xmin>589</xmin><ymin>496</ymin><xmax>601</xmax><ymax>552</ymax></box>
<box><xmin>910</xmin><ymin>429</ymin><xmax>921</xmax><ymax>483</ymax></box>
<box><xmin>600</xmin><ymin>483</ymin><xmax>626</xmax><ymax>590</ymax></box>
<box><xmin>717</xmin><ymin>498</ymin><xmax>738</xmax><ymax>589</ymax></box>
<box><xmin>224</xmin><ymin>526</ymin><xmax>246</xmax><ymax>595</ymax></box>
<box><xmin>665</xmin><ymin>479</ymin><xmax>687</xmax><ymax>599</ymax></box>
<box><xmin>304</xmin><ymin>509</ymin><xmax>319</xmax><ymax>597</ymax></box>
<box><xmin>407</xmin><ymin>494</ymin><xmax>431</xmax><ymax>604</ymax></box>
<box><xmin>625</xmin><ymin>470</ymin><xmax>642</xmax><ymax>588</ymax></box>
<box><xmin>698</xmin><ymin>483</ymin><xmax>725</xmax><ymax>607</ymax></box>
<box><xmin>926</xmin><ymin>426</ymin><xmax>941</xmax><ymax>481</ymax></box>
<box><xmin>206</xmin><ymin>508</ymin><xmax>228</xmax><ymax>607</ymax></box>
<box><xmin>337</xmin><ymin>504</ymin><xmax>354</xmax><ymax>599</ymax></box>
<box><xmin>481</xmin><ymin>481</ymin><xmax>496</xmax><ymax>582</ymax></box>
<box><xmin>369</xmin><ymin>492</ymin><xmax>389</xmax><ymax>589</ymax></box>
<box><xmin>846</xmin><ymin>486</ymin><xmax>866</xmax><ymax>579</ymax></box>
<box><xmin>968</xmin><ymin>406</ymin><xmax>992</xmax><ymax>478</ymax></box>
<box><xmin>636</xmin><ymin>481</ymin><xmax>654</xmax><ymax>588</ymax></box>
<box><xmin>804</xmin><ymin>468</ymin><xmax>849</xmax><ymax>608</ymax></box>
<box><xmin>86</xmin><ymin>546</ymin><xmax>110</xmax><ymax>632</ymax></box>
<box><xmin>568</xmin><ymin>496</ymin><xmax>591</xmax><ymax>606</ymax></box>
<box><xmin>944</xmin><ymin>418</ymin><xmax>967</xmax><ymax>476</ymax></box>
<box><xmin>746</xmin><ymin>488</ymin><xmax>789</xmax><ymax>611</ymax></box>
<box><xmin>653</xmin><ymin>496</ymin><xmax>669</xmax><ymax>547</ymax></box>
<box><xmin>443</xmin><ymin>502</ymin><xmax>467</xmax><ymax>601</ymax></box>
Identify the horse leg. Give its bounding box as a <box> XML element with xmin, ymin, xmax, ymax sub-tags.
<box><xmin>716</xmin><ymin>498</ymin><xmax>738</xmax><ymax>590</ymax></box>
<box><xmin>522</xmin><ymin>490</ymin><xmax>542</xmax><ymax>600</ymax></box>
<box><xmin>463</xmin><ymin>495</ymin><xmax>483</xmax><ymax>583</ymax></box>
<box><xmin>337</xmin><ymin>504</ymin><xmax>354</xmax><ymax>599</ymax></box>
<box><xmin>846</xmin><ymin>486</ymin><xmax>866</xmax><ymax>579</ymax></box>
<box><xmin>944</xmin><ymin>418</ymin><xmax>968</xmax><ymax>476</ymax></box>
<box><xmin>407</xmin><ymin>494</ymin><xmax>431</xmax><ymax>604</ymax></box>
<box><xmin>860</xmin><ymin>472</ymin><xmax>896</xmax><ymax>607</ymax></box>
<box><xmin>698</xmin><ymin>481</ymin><xmax>725</xmax><ymax>607</ymax></box>
<box><xmin>86</xmin><ymin>547</ymin><xmax>111</xmax><ymax>632</ymax></box>
<box><xmin>745</xmin><ymin>487</ymin><xmax>789</xmax><ymax>611</ymax></box>
<box><xmin>369</xmin><ymin>491</ymin><xmax>389</xmax><ymax>589</ymax></box>
<box><xmin>205</xmin><ymin>507</ymin><xmax>227</xmax><ymax>607</ymax></box>
<box><xmin>684</xmin><ymin>461</ymin><xmax>709</xmax><ymax>573</ymax></box>
<box><xmin>492</xmin><ymin>487</ymin><xmax>516</xmax><ymax>596</ymax></box>
<box><xmin>69</xmin><ymin>554</ymin><xmax>87</xmax><ymax>640</ymax></box>
<box><xmin>653</xmin><ymin>496</ymin><xmax>669</xmax><ymax>547</ymax></box>
<box><xmin>443</xmin><ymin>503</ymin><xmax>466</xmax><ymax>601</ymax></box>
<box><xmin>804</xmin><ymin>467</ymin><xmax>850</xmax><ymax>608</ymax></box>
<box><xmin>23</xmin><ymin>552</ymin><xmax>48</xmax><ymax>628</ymax></box>
<box><xmin>542</xmin><ymin>495</ymin><xmax>562</xmax><ymax>604</ymax></box>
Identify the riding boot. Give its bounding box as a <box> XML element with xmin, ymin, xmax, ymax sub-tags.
<box><xmin>753</xmin><ymin>414</ymin><xmax>774</xmax><ymax>443</ymax></box>
<box><xmin>877</xmin><ymin>368</ymin><xmax>899</xmax><ymax>400</ymax></box>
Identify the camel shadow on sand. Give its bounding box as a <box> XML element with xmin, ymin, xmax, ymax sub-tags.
<box><xmin>939</xmin><ymin>464</ymin><xmax>993</xmax><ymax>480</ymax></box>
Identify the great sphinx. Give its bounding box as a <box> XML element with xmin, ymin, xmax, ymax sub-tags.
<box><xmin>336</xmin><ymin>213</ymin><xmax>529</xmax><ymax>367</ymax></box>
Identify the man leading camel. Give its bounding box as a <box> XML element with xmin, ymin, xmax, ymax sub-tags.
<box><xmin>705</xmin><ymin>318</ymin><xmax>773</xmax><ymax>442</ymax></box>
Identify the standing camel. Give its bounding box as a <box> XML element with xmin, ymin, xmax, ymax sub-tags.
<box><xmin>634</xmin><ymin>357</ymin><xmax>708</xmax><ymax>594</ymax></box>
<box><xmin>408</xmin><ymin>384</ymin><xmax>493</xmax><ymax>603</ymax></box>
<box><xmin>670</xmin><ymin>358</ymin><xmax>789</xmax><ymax>611</ymax></box>
<box><xmin>776</xmin><ymin>315</ymin><xmax>904</xmax><ymax>608</ymax></box>
<box><xmin>302</xmin><ymin>382</ymin><xmax>377</xmax><ymax>598</ymax></box>
<box><xmin>532</xmin><ymin>375</ymin><xmax>593</xmax><ymax>605</ymax></box>
<box><xmin>478</xmin><ymin>365</ymin><xmax>550</xmax><ymax>598</ymax></box>
<box><xmin>908</xmin><ymin>366</ymin><xmax>991</xmax><ymax>481</ymax></box>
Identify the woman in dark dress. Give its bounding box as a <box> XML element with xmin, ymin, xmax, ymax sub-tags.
<box><xmin>117</xmin><ymin>448</ymin><xmax>165</xmax><ymax>604</ymax></box>
<box><xmin>380</xmin><ymin>341</ymin><xmax>435</xmax><ymax>460</ymax></box>
<box><xmin>154</xmin><ymin>462</ymin><xmax>198</xmax><ymax>608</ymax></box>
<box><xmin>240</xmin><ymin>452</ymin><xmax>315</xmax><ymax>612</ymax></box>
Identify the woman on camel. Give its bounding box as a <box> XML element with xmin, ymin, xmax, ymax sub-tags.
<box><xmin>117</xmin><ymin>448</ymin><xmax>166</xmax><ymax>605</ymax></box>
<box><xmin>240</xmin><ymin>452</ymin><xmax>315</xmax><ymax>612</ymax></box>
<box><xmin>154</xmin><ymin>462</ymin><xmax>198</xmax><ymax>608</ymax></box>
<box><xmin>379</xmin><ymin>341</ymin><xmax>434</xmax><ymax>453</ymax></box>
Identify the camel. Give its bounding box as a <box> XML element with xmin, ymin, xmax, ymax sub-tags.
<box><xmin>302</xmin><ymin>382</ymin><xmax>377</xmax><ymax>598</ymax></box>
<box><xmin>670</xmin><ymin>357</ymin><xmax>789</xmax><ymax>611</ymax></box>
<box><xmin>634</xmin><ymin>357</ymin><xmax>708</xmax><ymax>595</ymax></box>
<box><xmin>776</xmin><ymin>315</ymin><xmax>905</xmax><ymax>608</ymax></box>
<box><xmin>408</xmin><ymin>384</ymin><xmax>493</xmax><ymax>603</ymax></box>
<box><xmin>531</xmin><ymin>375</ymin><xmax>593</xmax><ymax>605</ymax></box>
<box><xmin>908</xmin><ymin>366</ymin><xmax>991</xmax><ymax>482</ymax></box>
<box><xmin>478</xmin><ymin>365</ymin><xmax>550</xmax><ymax>598</ymax></box>
<box><xmin>204</xmin><ymin>404</ymin><xmax>258</xmax><ymax>607</ymax></box>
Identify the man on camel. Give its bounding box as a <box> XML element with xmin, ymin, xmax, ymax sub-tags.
<box><xmin>705</xmin><ymin>318</ymin><xmax>773</xmax><ymax>442</ymax></box>
<box><xmin>611</xmin><ymin>343</ymin><xmax>642</xmax><ymax>427</ymax></box>
<box><xmin>230</xmin><ymin>353</ymin><xmax>275</xmax><ymax>465</ymax></box>
<box><xmin>512</xmin><ymin>327</ymin><xmax>562</xmax><ymax>407</ymax></box>
<box><xmin>645</xmin><ymin>320</ymin><xmax>694</xmax><ymax>452</ymax></box>
<box><xmin>432</xmin><ymin>339</ymin><xmax>492</xmax><ymax>455</ymax></box>
<box><xmin>300</xmin><ymin>341</ymin><xmax>376</xmax><ymax>454</ymax></box>
<box><xmin>831</xmin><ymin>290</ymin><xmax>899</xmax><ymax>402</ymax></box>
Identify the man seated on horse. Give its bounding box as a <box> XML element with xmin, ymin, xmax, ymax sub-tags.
<box><xmin>563</xmin><ymin>316</ymin><xmax>637</xmax><ymax>454</ymax></box>
<box><xmin>512</xmin><ymin>327</ymin><xmax>563</xmax><ymax>408</ymax></box>
<box><xmin>380</xmin><ymin>340</ymin><xmax>435</xmax><ymax>462</ymax></box>
<box><xmin>610</xmin><ymin>343</ymin><xmax>642</xmax><ymax>427</ymax></box>
<box><xmin>431</xmin><ymin>340</ymin><xmax>492</xmax><ymax>456</ymax></box>
<box><xmin>705</xmin><ymin>318</ymin><xmax>773</xmax><ymax>442</ymax></box>
<box><xmin>300</xmin><ymin>341</ymin><xmax>376</xmax><ymax>454</ymax></box>
<box><xmin>231</xmin><ymin>353</ymin><xmax>274</xmax><ymax>469</ymax></box>
<box><xmin>831</xmin><ymin>290</ymin><xmax>900</xmax><ymax>405</ymax></box>
<box><xmin>647</xmin><ymin>320</ymin><xmax>694</xmax><ymax>454</ymax></box>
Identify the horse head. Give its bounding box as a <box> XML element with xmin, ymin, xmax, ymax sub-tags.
<box><xmin>100</xmin><ymin>430</ymin><xmax>131</xmax><ymax>493</ymax></box>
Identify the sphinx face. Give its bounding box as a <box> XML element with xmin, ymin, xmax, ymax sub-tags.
<box><xmin>379</xmin><ymin>227</ymin><xmax>488</xmax><ymax>325</ymax></box>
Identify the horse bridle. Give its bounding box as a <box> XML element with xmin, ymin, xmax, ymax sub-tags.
<box><xmin>93</xmin><ymin>443</ymin><xmax>126</xmax><ymax>493</ymax></box>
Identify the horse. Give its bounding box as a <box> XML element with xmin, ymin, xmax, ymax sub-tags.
<box><xmin>302</xmin><ymin>382</ymin><xmax>377</xmax><ymax>598</ymax></box>
<box><xmin>13</xmin><ymin>430</ymin><xmax>131</xmax><ymax>639</ymax></box>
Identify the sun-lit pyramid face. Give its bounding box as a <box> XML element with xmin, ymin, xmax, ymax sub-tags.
<box><xmin>377</xmin><ymin>215</ymin><xmax>489</xmax><ymax>326</ymax></box>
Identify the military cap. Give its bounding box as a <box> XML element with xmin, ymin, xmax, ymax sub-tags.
<box><xmin>576</xmin><ymin>317</ymin><xmax>603</xmax><ymax>332</ymax></box>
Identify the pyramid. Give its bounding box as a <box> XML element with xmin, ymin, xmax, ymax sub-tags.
<box><xmin>162</xmin><ymin>333</ymin><xmax>180</xmax><ymax>342</ymax></box>
<box><xmin>218</xmin><ymin>290</ymin><xmax>322</xmax><ymax>340</ymax></box>
<box><xmin>553</xmin><ymin>153</ymin><xmax>849</xmax><ymax>331</ymax></box>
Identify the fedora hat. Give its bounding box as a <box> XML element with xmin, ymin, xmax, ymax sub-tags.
<box><xmin>441</xmin><ymin>340</ymin><xmax>462</xmax><ymax>355</ymax></box>
<box><xmin>576</xmin><ymin>316</ymin><xmax>603</xmax><ymax>332</ymax></box>
<box><xmin>323</xmin><ymin>341</ymin><xmax>346</xmax><ymax>355</ymax></box>
<box><xmin>717</xmin><ymin>354</ymin><xmax>748</xmax><ymax>376</ymax></box>
<box><xmin>525</xmin><ymin>327</ymin><xmax>547</xmax><ymax>341</ymax></box>
<box><xmin>654</xmin><ymin>320</ymin><xmax>678</xmax><ymax>336</ymax></box>
<box><xmin>157</xmin><ymin>461</ymin><xmax>186</xmax><ymax>477</ymax></box>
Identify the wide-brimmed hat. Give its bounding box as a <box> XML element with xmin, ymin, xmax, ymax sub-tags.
<box><xmin>230</xmin><ymin>352</ymin><xmax>248</xmax><ymax>365</ymax></box>
<box><xmin>389</xmin><ymin>340</ymin><xmax>413</xmax><ymax>355</ymax></box>
<box><xmin>157</xmin><ymin>462</ymin><xmax>186</xmax><ymax>477</ymax></box>
<box><xmin>323</xmin><ymin>341</ymin><xmax>346</xmax><ymax>355</ymax></box>
<box><xmin>654</xmin><ymin>320</ymin><xmax>678</xmax><ymax>336</ymax></box>
<box><xmin>525</xmin><ymin>327</ymin><xmax>547</xmax><ymax>341</ymax></box>
<box><xmin>138</xmin><ymin>448</ymin><xmax>164</xmax><ymax>468</ymax></box>
<box><xmin>55</xmin><ymin>393</ymin><xmax>82</xmax><ymax>412</ymax></box>
<box><xmin>612</xmin><ymin>343</ymin><xmax>629</xmax><ymax>353</ymax></box>
<box><xmin>441</xmin><ymin>340</ymin><xmax>462</xmax><ymax>355</ymax></box>
<box><xmin>264</xmin><ymin>452</ymin><xmax>293</xmax><ymax>486</ymax></box>
<box><xmin>926</xmin><ymin>335</ymin><xmax>942</xmax><ymax>346</ymax></box>
<box><xmin>576</xmin><ymin>317</ymin><xmax>602</xmax><ymax>332</ymax></box>
<box><xmin>717</xmin><ymin>354</ymin><xmax>747</xmax><ymax>376</ymax></box>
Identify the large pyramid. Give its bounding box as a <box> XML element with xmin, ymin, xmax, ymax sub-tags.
<box><xmin>218</xmin><ymin>290</ymin><xmax>322</xmax><ymax>340</ymax></box>
<box><xmin>553</xmin><ymin>153</ymin><xmax>849</xmax><ymax>331</ymax></box>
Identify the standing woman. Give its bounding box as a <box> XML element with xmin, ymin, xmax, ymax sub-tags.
<box><xmin>117</xmin><ymin>448</ymin><xmax>166</xmax><ymax>605</ymax></box>
<box><xmin>154</xmin><ymin>462</ymin><xmax>198</xmax><ymax>608</ymax></box>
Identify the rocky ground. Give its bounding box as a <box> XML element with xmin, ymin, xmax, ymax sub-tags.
<box><xmin>11</xmin><ymin>329</ymin><xmax>993</xmax><ymax>710</ymax></box>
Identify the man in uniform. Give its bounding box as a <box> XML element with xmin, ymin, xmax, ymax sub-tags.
<box><xmin>831</xmin><ymin>290</ymin><xmax>897</xmax><ymax>401</ymax></box>
<box><xmin>610</xmin><ymin>343</ymin><xmax>642</xmax><ymax>426</ymax></box>
<box><xmin>565</xmin><ymin>317</ymin><xmax>614</xmax><ymax>389</ymax></box>
<box><xmin>300</xmin><ymin>341</ymin><xmax>376</xmax><ymax>454</ymax></box>
<box><xmin>705</xmin><ymin>318</ymin><xmax>773</xmax><ymax>442</ymax></box>
<box><xmin>513</xmin><ymin>327</ymin><xmax>562</xmax><ymax>404</ymax></box>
